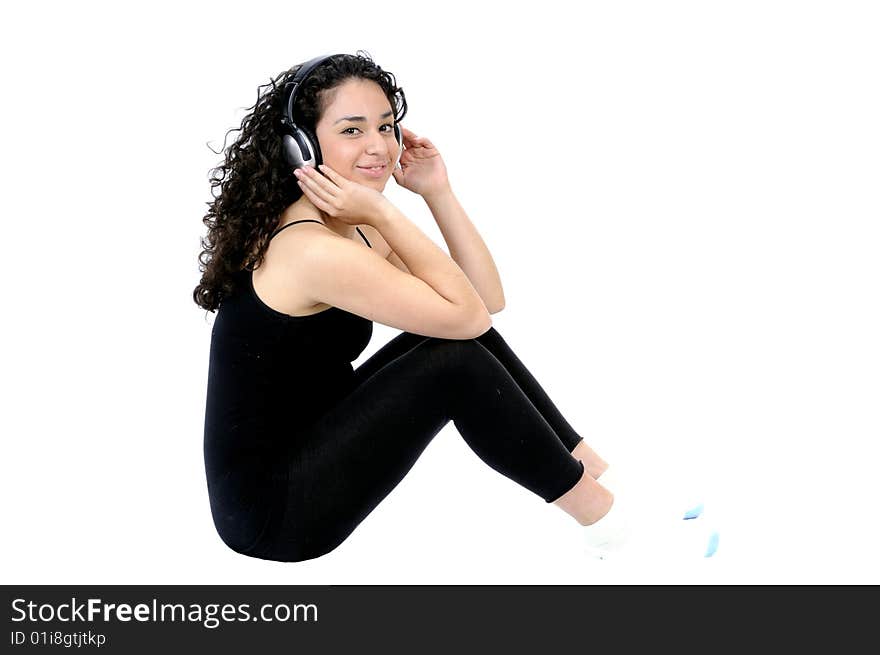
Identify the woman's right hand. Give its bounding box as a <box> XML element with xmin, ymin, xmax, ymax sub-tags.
<box><xmin>294</xmin><ymin>164</ymin><xmax>389</xmax><ymax>227</ymax></box>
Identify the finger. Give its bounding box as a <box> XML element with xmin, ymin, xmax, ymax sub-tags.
<box><xmin>301</xmin><ymin>165</ymin><xmax>337</xmax><ymax>194</ymax></box>
<box><xmin>296</xmin><ymin>171</ymin><xmax>334</xmax><ymax>203</ymax></box>
<box><xmin>297</xmin><ymin>180</ymin><xmax>333</xmax><ymax>212</ymax></box>
<box><xmin>403</xmin><ymin>133</ymin><xmax>433</xmax><ymax>150</ymax></box>
<box><xmin>317</xmin><ymin>164</ymin><xmax>346</xmax><ymax>186</ymax></box>
<box><xmin>401</xmin><ymin>126</ymin><xmax>430</xmax><ymax>145</ymax></box>
<box><xmin>305</xmin><ymin>166</ymin><xmax>342</xmax><ymax>202</ymax></box>
<box><xmin>413</xmin><ymin>133</ymin><xmax>434</xmax><ymax>148</ymax></box>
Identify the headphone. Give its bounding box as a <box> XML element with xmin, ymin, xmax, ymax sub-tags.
<box><xmin>280</xmin><ymin>53</ymin><xmax>404</xmax><ymax>172</ymax></box>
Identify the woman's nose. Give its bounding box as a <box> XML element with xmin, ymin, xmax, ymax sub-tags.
<box><xmin>365</xmin><ymin>131</ymin><xmax>390</xmax><ymax>155</ymax></box>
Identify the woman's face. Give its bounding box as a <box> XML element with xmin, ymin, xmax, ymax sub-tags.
<box><xmin>314</xmin><ymin>78</ymin><xmax>399</xmax><ymax>191</ymax></box>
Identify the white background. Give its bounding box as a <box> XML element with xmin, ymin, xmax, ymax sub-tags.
<box><xmin>2</xmin><ymin>0</ymin><xmax>878</xmax><ymax>585</ymax></box>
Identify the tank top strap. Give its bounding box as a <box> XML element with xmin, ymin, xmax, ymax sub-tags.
<box><xmin>269</xmin><ymin>219</ymin><xmax>324</xmax><ymax>241</ymax></box>
<box><xmin>356</xmin><ymin>226</ymin><xmax>372</xmax><ymax>249</ymax></box>
<box><xmin>269</xmin><ymin>219</ymin><xmax>372</xmax><ymax>248</ymax></box>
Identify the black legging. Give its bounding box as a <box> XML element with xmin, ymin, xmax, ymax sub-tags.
<box><xmin>249</xmin><ymin>326</ymin><xmax>586</xmax><ymax>562</ymax></box>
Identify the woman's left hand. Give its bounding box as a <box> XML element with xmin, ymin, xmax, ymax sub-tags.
<box><xmin>391</xmin><ymin>126</ymin><xmax>451</xmax><ymax>198</ymax></box>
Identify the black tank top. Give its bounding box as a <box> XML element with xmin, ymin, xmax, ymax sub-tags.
<box><xmin>202</xmin><ymin>219</ymin><xmax>374</xmax><ymax>553</ymax></box>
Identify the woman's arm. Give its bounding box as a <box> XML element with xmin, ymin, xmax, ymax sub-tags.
<box><xmin>423</xmin><ymin>187</ymin><xmax>506</xmax><ymax>314</ymax></box>
<box><xmin>372</xmin><ymin>199</ymin><xmax>492</xmax><ymax>334</ymax></box>
<box><xmin>390</xmin><ymin>127</ymin><xmax>505</xmax><ymax>314</ymax></box>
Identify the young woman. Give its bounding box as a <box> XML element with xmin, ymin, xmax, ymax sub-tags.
<box><xmin>193</xmin><ymin>52</ymin><xmax>695</xmax><ymax>563</ymax></box>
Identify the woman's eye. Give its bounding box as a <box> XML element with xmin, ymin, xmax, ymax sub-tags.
<box><xmin>341</xmin><ymin>124</ymin><xmax>395</xmax><ymax>135</ymax></box>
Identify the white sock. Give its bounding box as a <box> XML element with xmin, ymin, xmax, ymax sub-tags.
<box><xmin>583</xmin><ymin>479</ymin><xmax>719</xmax><ymax>560</ymax></box>
<box><xmin>605</xmin><ymin>502</ymin><xmax>719</xmax><ymax>561</ymax></box>
<box><xmin>599</xmin><ymin>465</ymin><xmax>705</xmax><ymax>522</ymax></box>
<box><xmin>582</xmin><ymin>494</ymin><xmax>632</xmax><ymax>559</ymax></box>
<box><xmin>635</xmin><ymin>507</ymin><xmax>720</xmax><ymax>561</ymax></box>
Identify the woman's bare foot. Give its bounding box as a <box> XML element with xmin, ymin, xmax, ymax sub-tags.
<box><xmin>552</xmin><ymin>466</ymin><xmax>614</xmax><ymax>526</ymax></box>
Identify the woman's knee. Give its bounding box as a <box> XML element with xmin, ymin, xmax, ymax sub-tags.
<box><xmin>474</xmin><ymin>325</ymin><xmax>502</xmax><ymax>348</ymax></box>
<box><xmin>415</xmin><ymin>336</ymin><xmax>495</xmax><ymax>381</ymax></box>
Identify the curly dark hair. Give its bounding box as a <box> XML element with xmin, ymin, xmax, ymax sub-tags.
<box><xmin>193</xmin><ymin>50</ymin><xmax>408</xmax><ymax>313</ymax></box>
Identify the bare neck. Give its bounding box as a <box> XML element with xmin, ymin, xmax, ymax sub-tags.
<box><xmin>281</xmin><ymin>197</ymin><xmax>354</xmax><ymax>238</ymax></box>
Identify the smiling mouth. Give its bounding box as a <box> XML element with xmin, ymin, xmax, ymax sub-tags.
<box><xmin>357</xmin><ymin>164</ymin><xmax>387</xmax><ymax>171</ymax></box>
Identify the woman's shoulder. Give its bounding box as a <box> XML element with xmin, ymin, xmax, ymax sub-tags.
<box><xmin>262</xmin><ymin>219</ymin><xmax>335</xmax><ymax>261</ymax></box>
<box><xmin>270</xmin><ymin>219</ymin><xmax>378</xmax><ymax>256</ymax></box>
<box><xmin>256</xmin><ymin>221</ymin><xmax>332</xmax><ymax>288</ymax></box>
<box><xmin>253</xmin><ymin>220</ymin><xmax>373</xmax><ymax>317</ymax></box>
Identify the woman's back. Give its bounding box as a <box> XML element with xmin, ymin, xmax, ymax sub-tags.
<box><xmin>203</xmin><ymin>232</ymin><xmax>374</xmax><ymax>554</ymax></box>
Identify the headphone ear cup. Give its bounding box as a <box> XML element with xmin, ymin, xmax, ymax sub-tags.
<box><xmin>282</xmin><ymin>130</ymin><xmax>311</xmax><ymax>169</ymax></box>
<box><xmin>393</xmin><ymin>123</ymin><xmax>403</xmax><ymax>169</ymax></box>
<box><xmin>282</xmin><ymin>127</ymin><xmax>321</xmax><ymax>169</ymax></box>
<box><xmin>300</xmin><ymin>126</ymin><xmax>322</xmax><ymax>168</ymax></box>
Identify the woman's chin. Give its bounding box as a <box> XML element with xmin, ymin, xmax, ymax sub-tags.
<box><xmin>364</xmin><ymin>178</ymin><xmax>388</xmax><ymax>191</ymax></box>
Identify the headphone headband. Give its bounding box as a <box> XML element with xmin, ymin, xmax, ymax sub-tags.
<box><xmin>282</xmin><ymin>53</ymin><xmax>342</xmax><ymax>130</ymax></box>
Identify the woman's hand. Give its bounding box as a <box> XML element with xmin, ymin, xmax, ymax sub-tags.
<box><xmin>294</xmin><ymin>164</ymin><xmax>388</xmax><ymax>227</ymax></box>
<box><xmin>391</xmin><ymin>126</ymin><xmax>451</xmax><ymax>198</ymax></box>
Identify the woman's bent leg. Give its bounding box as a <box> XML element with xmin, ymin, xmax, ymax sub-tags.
<box><xmin>355</xmin><ymin>327</ymin><xmax>601</xmax><ymax>468</ymax></box>
<box><xmin>255</xmin><ymin>337</ymin><xmax>587</xmax><ymax>562</ymax></box>
<box><xmin>350</xmin><ymin>330</ymin><xmax>428</xmax><ymax>386</ymax></box>
<box><xmin>474</xmin><ymin>328</ymin><xmax>586</xmax><ymax>454</ymax></box>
